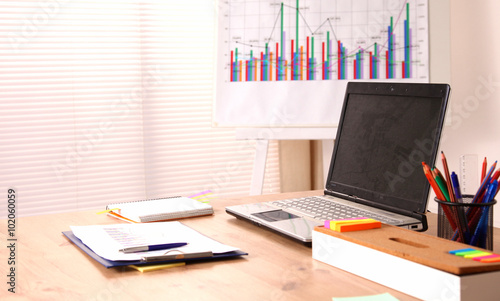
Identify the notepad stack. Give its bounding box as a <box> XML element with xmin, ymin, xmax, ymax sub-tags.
<box><xmin>105</xmin><ymin>196</ymin><xmax>214</xmax><ymax>223</ymax></box>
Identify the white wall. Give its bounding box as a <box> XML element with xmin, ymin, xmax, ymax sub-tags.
<box><xmin>428</xmin><ymin>0</ymin><xmax>500</xmax><ymax>227</ymax></box>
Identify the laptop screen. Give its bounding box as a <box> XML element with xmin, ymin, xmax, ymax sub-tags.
<box><xmin>325</xmin><ymin>82</ymin><xmax>450</xmax><ymax>215</ymax></box>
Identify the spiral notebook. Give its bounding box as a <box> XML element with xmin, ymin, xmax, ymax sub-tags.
<box><xmin>106</xmin><ymin>196</ymin><xmax>214</xmax><ymax>223</ymax></box>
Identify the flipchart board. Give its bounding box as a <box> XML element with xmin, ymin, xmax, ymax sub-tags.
<box><xmin>214</xmin><ymin>0</ymin><xmax>430</xmax><ymax>128</ymax></box>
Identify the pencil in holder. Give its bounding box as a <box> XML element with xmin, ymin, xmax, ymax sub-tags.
<box><xmin>435</xmin><ymin>195</ymin><xmax>496</xmax><ymax>250</ymax></box>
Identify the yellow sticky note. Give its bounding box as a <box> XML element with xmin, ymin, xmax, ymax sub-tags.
<box><xmin>129</xmin><ymin>262</ymin><xmax>185</xmax><ymax>272</ymax></box>
<box><xmin>464</xmin><ymin>251</ymin><xmax>491</xmax><ymax>259</ymax></box>
<box><xmin>330</xmin><ymin>218</ymin><xmax>377</xmax><ymax>228</ymax></box>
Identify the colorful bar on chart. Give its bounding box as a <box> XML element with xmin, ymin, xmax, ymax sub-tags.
<box><xmin>310</xmin><ymin>37</ymin><xmax>314</xmax><ymax>80</ymax></box>
<box><xmin>353</xmin><ymin>49</ymin><xmax>363</xmax><ymax>80</ymax></box>
<box><xmin>338</xmin><ymin>40</ymin><xmax>347</xmax><ymax>80</ymax></box>
<box><xmin>306</xmin><ymin>37</ymin><xmax>309</xmax><ymax>80</ymax></box>
<box><xmin>322</xmin><ymin>42</ymin><xmax>325</xmax><ymax>80</ymax></box>
<box><xmin>403</xmin><ymin>3</ymin><xmax>411</xmax><ymax>78</ymax></box>
<box><xmin>369</xmin><ymin>43</ymin><xmax>380</xmax><ymax>79</ymax></box>
<box><xmin>291</xmin><ymin>39</ymin><xmax>295</xmax><ymax>80</ymax></box>
<box><xmin>387</xmin><ymin>17</ymin><xmax>395</xmax><ymax>79</ymax></box>
<box><xmin>322</xmin><ymin>31</ymin><xmax>331</xmax><ymax>80</ymax></box>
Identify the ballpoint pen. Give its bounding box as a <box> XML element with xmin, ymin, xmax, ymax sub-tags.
<box><xmin>451</xmin><ymin>172</ymin><xmax>470</xmax><ymax>244</ymax></box>
<box><xmin>470</xmin><ymin>180</ymin><xmax>498</xmax><ymax>247</ymax></box>
<box><xmin>120</xmin><ymin>242</ymin><xmax>188</xmax><ymax>253</ymax></box>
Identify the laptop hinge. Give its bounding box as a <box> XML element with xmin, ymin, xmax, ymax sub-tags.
<box><xmin>412</xmin><ymin>211</ymin><xmax>428</xmax><ymax>232</ymax></box>
<box><xmin>324</xmin><ymin>189</ymin><xmax>353</xmax><ymax>201</ymax></box>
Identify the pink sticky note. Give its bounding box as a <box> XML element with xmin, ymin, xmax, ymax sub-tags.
<box><xmin>472</xmin><ymin>254</ymin><xmax>499</xmax><ymax>261</ymax></box>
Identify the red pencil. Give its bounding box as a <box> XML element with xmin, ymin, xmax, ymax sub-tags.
<box><xmin>422</xmin><ymin>162</ymin><xmax>457</xmax><ymax>230</ymax></box>
<box><xmin>422</xmin><ymin>162</ymin><xmax>446</xmax><ymax>201</ymax></box>
<box><xmin>481</xmin><ymin>157</ymin><xmax>487</xmax><ymax>183</ymax></box>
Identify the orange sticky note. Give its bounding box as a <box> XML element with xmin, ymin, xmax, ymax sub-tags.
<box><xmin>325</xmin><ymin>218</ymin><xmax>368</xmax><ymax>229</ymax></box>
<box><xmin>480</xmin><ymin>255</ymin><xmax>500</xmax><ymax>263</ymax></box>
<box><xmin>335</xmin><ymin>220</ymin><xmax>381</xmax><ymax>232</ymax></box>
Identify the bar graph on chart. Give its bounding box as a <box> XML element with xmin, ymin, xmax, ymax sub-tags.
<box><xmin>215</xmin><ymin>0</ymin><xmax>429</xmax><ymax>127</ymax></box>
<box><xmin>223</xmin><ymin>0</ymin><xmax>428</xmax><ymax>82</ymax></box>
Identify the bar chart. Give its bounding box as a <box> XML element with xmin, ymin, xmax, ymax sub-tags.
<box><xmin>223</xmin><ymin>0</ymin><xmax>428</xmax><ymax>82</ymax></box>
<box><xmin>215</xmin><ymin>0</ymin><xmax>429</xmax><ymax>127</ymax></box>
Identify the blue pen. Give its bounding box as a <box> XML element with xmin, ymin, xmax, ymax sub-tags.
<box><xmin>120</xmin><ymin>242</ymin><xmax>188</xmax><ymax>253</ymax></box>
<box><xmin>451</xmin><ymin>172</ymin><xmax>470</xmax><ymax>244</ymax></box>
<box><xmin>470</xmin><ymin>180</ymin><xmax>498</xmax><ymax>247</ymax></box>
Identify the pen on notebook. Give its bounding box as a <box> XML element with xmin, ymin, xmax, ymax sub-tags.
<box><xmin>120</xmin><ymin>242</ymin><xmax>188</xmax><ymax>253</ymax></box>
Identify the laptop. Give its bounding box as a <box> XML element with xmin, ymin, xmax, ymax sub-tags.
<box><xmin>226</xmin><ymin>82</ymin><xmax>450</xmax><ymax>245</ymax></box>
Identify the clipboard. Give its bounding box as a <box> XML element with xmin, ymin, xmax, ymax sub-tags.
<box><xmin>63</xmin><ymin>231</ymin><xmax>248</xmax><ymax>268</ymax></box>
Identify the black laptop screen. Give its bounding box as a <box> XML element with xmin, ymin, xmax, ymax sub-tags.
<box><xmin>326</xmin><ymin>82</ymin><xmax>449</xmax><ymax>215</ymax></box>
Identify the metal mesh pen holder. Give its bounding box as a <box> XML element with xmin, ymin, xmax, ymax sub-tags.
<box><xmin>435</xmin><ymin>195</ymin><xmax>496</xmax><ymax>250</ymax></box>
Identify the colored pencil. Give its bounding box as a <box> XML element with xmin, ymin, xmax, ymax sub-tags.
<box><xmin>423</xmin><ymin>162</ymin><xmax>457</xmax><ymax>230</ymax></box>
<box><xmin>441</xmin><ymin>152</ymin><xmax>465</xmax><ymax>243</ymax></box>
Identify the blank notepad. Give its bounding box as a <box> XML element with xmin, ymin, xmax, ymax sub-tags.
<box><xmin>106</xmin><ymin>196</ymin><xmax>214</xmax><ymax>223</ymax></box>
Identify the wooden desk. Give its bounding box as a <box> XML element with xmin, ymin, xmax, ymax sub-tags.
<box><xmin>1</xmin><ymin>190</ymin><xmax>499</xmax><ymax>300</ymax></box>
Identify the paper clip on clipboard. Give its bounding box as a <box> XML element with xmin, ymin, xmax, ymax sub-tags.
<box><xmin>141</xmin><ymin>249</ymin><xmax>214</xmax><ymax>262</ymax></box>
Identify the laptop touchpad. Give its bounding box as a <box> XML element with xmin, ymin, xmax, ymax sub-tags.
<box><xmin>252</xmin><ymin>210</ymin><xmax>300</xmax><ymax>222</ymax></box>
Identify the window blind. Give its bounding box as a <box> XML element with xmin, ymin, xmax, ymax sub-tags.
<box><xmin>0</xmin><ymin>0</ymin><xmax>280</xmax><ymax>218</ymax></box>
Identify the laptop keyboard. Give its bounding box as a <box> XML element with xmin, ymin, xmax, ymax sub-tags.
<box><xmin>271</xmin><ymin>196</ymin><xmax>402</xmax><ymax>224</ymax></box>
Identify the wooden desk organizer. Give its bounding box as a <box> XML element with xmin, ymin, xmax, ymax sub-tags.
<box><xmin>312</xmin><ymin>224</ymin><xmax>500</xmax><ymax>301</ymax></box>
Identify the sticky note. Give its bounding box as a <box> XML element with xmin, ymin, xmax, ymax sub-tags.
<box><xmin>451</xmin><ymin>249</ymin><xmax>485</xmax><ymax>257</ymax></box>
<box><xmin>472</xmin><ymin>254</ymin><xmax>500</xmax><ymax>262</ymax></box>
<box><xmin>325</xmin><ymin>217</ymin><xmax>368</xmax><ymax>228</ymax></box>
<box><xmin>324</xmin><ymin>218</ymin><xmax>381</xmax><ymax>232</ymax></box>
<box><xmin>325</xmin><ymin>218</ymin><xmax>370</xmax><ymax>229</ymax></box>
<box><xmin>449</xmin><ymin>248</ymin><xmax>476</xmax><ymax>255</ymax></box>
<box><xmin>449</xmin><ymin>248</ymin><xmax>500</xmax><ymax>263</ymax></box>
<box><xmin>464</xmin><ymin>251</ymin><xmax>491</xmax><ymax>259</ymax></box>
<box><xmin>335</xmin><ymin>221</ymin><xmax>381</xmax><ymax>232</ymax></box>
<box><xmin>330</xmin><ymin>218</ymin><xmax>376</xmax><ymax>227</ymax></box>
<box><xmin>480</xmin><ymin>256</ymin><xmax>500</xmax><ymax>263</ymax></box>
<box><xmin>129</xmin><ymin>262</ymin><xmax>185</xmax><ymax>272</ymax></box>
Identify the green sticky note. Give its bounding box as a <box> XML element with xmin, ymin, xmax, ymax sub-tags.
<box><xmin>464</xmin><ymin>251</ymin><xmax>491</xmax><ymax>259</ymax></box>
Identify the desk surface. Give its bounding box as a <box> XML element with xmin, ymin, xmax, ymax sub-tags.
<box><xmin>2</xmin><ymin>190</ymin><xmax>499</xmax><ymax>300</ymax></box>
